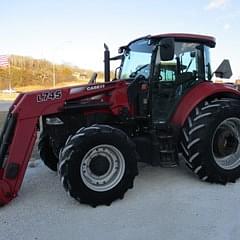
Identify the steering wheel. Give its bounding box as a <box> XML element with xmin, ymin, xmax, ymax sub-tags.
<box><xmin>134</xmin><ymin>74</ymin><xmax>147</xmax><ymax>82</ymax></box>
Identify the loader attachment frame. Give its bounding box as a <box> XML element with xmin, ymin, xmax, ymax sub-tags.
<box><xmin>0</xmin><ymin>91</ymin><xmax>59</xmax><ymax>205</ymax></box>
<box><xmin>0</xmin><ymin>80</ymin><xmax>126</xmax><ymax>206</ymax></box>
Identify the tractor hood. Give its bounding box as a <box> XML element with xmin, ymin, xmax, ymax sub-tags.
<box><xmin>64</xmin><ymin>80</ymin><xmax>131</xmax><ymax>116</ymax></box>
<box><xmin>67</xmin><ymin>80</ymin><xmax>127</xmax><ymax>99</ymax></box>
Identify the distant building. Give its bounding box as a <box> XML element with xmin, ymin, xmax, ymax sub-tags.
<box><xmin>72</xmin><ymin>72</ymin><xmax>87</xmax><ymax>80</ymax></box>
<box><xmin>235</xmin><ymin>79</ymin><xmax>240</xmax><ymax>91</ymax></box>
<box><xmin>214</xmin><ymin>78</ymin><xmax>224</xmax><ymax>84</ymax></box>
<box><xmin>235</xmin><ymin>79</ymin><xmax>240</xmax><ymax>85</ymax></box>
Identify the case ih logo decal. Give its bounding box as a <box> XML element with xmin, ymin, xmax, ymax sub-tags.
<box><xmin>86</xmin><ymin>84</ymin><xmax>105</xmax><ymax>91</ymax></box>
<box><xmin>37</xmin><ymin>90</ymin><xmax>62</xmax><ymax>102</ymax></box>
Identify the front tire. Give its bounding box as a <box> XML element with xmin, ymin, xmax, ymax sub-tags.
<box><xmin>38</xmin><ymin>132</ymin><xmax>58</xmax><ymax>171</ymax></box>
<box><xmin>180</xmin><ymin>98</ymin><xmax>240</xmax><ymax>184</ymax></box>
<box><xmin>58</xmin><ymin>125</ymin><xmax>139</xmax><ymax>207</ymax></box>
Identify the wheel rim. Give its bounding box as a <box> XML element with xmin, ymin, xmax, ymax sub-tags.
<box><xmin>212</xmin><ymin>117</ymin><xmax>240</xmax><ymax>170</ymax></box>
<box><xmin>80</xmin><ymin>144</ymin><xmax>125</xmax><ymax>192</ymax></box>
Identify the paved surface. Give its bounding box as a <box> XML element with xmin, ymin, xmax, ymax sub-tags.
<box><xmin>0</xmin><ymin>101</ymin><xmax>12</xmax><ymax>111</ymax></box>
<box><xmin>1</xmin><ymin>161</ymin><xmax>240</xmax><ymax>240</ymax></box>
<box><xmin>1</xmin><ymin>100</ymin><xmax>240</xmax><ymax>240</ymax></box>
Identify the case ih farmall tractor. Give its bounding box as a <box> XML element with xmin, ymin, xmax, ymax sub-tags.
<box><xmin>0</xmin><ymin>33</ymin><xmax>240</xmax><ymax>207</ymax></box>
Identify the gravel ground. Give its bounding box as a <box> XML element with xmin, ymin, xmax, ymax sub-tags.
<box><xmin>1</xmin><ymin>161</ymin><xmax>240</xmax><ymax>240</ymax></box>
<box><xmin>1</xmin><ymin>101</ymin><xmax>240</xmax><ymax>240</ymax></box>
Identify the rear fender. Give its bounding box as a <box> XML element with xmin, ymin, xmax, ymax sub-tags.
<box><xmin>170</xmin><ymin>82</ymin><xmax>240</xmax><ymax>127</ymax></box>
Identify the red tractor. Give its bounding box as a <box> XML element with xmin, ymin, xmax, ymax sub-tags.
<box><xmin>0</xmin><ymin>33</ymin><xmax>240</xmax><ymax>207</ymax></box>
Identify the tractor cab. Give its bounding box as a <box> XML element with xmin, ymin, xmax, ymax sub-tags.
<box><xmin>116</xmin><ymin>34</ymin><xmax>231</xmax><ymax>123</ymax></box>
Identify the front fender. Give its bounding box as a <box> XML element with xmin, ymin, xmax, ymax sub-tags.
<box><xmin>170</xmin><ymin>82</ymin><xmax>240</xmax><ymax>127</ymax></box>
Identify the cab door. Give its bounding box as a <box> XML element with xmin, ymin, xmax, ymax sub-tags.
<box><xmin>151</xmin><ymin>42</ymin><xmax>201</xmax><ymax>123</ymax></box>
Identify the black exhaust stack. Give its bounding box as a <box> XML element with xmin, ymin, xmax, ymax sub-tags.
<box><xmin>104</xmin><ymin>43</ymin><xmax>110</xmax><ymax>82</ymax></box>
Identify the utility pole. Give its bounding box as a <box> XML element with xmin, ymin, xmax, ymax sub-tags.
<box><xmin>51</xmin><ymin>41</ymin><xmax>71</xmax><ymax>88</ymax></box>
<box><xmin>8</xmin><ymin>57</ymin><xmax>11</xmax><ymax>92</ymax></box>
<box><xmin>52</xmin><ymin>62</ymin><xmax>56</xmax><ymax>88</ymax></box>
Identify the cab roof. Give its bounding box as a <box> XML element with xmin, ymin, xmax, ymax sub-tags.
<box><xmin>128</xmin><ymin>33</ymin><xmax>216</xmax><ymax>48</ymax></box>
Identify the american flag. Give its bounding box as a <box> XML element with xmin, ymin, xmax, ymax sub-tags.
<box><xmin>0</xmin><ymin>55</ymin><xmax>9</xmax><ymax>67</ymax></box>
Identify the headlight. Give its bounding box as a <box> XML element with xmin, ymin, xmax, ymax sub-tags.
<box><xmin>46</xmin><ymin>117</ymin><xmax>64</xmax><ymax>125</ymax></box>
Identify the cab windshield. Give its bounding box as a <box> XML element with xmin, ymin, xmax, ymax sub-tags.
<box><xmin>119</xmin><ymin>39</ymin><xmax>153</xmax><ymax>79</ymax></box>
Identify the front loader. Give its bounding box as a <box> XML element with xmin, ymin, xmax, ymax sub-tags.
<box><xmin>1</xmin><ymin>33</ymin><xmax>240</xmax><ymax>207</ymax></box>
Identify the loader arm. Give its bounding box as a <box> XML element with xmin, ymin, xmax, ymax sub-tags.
<box><xmin>0</xmin><ymin>89</ymin><xmax>69</xmax><ymax>205</ymax></box>
<box><xmin>0</xmin><ymin>81</ymin><xmax>127</xmax><ymax>206</ymax></box>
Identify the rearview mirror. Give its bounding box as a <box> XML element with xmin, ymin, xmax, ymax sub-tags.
<box><xmin>159</xmin><ymin>38</ymin><xmax>175</xmax><ymax>61</ymax></box>
<box><xmin>214</xmin><ymin>59</ymin><xmax>232</xmax><ymax>79</ymax></box>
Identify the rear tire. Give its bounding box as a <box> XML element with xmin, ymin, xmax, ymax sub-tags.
<box><xmin>58</xmin><ymin>124</ymin><xmax>139</xmax><ymax>207</ymax></box>
<box><xmin>180</xmin><ymin>98</ymin><xmax>240</xmax><ymax>184</ymax></box>
<box><xmin>38</xmin><ymin>132</ymin><xmax>58</xmax><ymax>171</ymax></box>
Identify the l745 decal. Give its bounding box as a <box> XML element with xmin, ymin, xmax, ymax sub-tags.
<box><xmin>37</xmin><ymin>90</ymin><xmax>62</xmax><ymax>102</ymax></box>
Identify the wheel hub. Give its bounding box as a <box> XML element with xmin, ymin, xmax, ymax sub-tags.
<box><xmin>89</xmin><ymin>156</ymin><xmax>110</xmax><ymax>176</ymax></box>
<box><xmin>213</xmin><ymin>128</ymin><xmax>238</xmax><ymax>157</ymax></box>
<box><xmin>80</xmin><ymin>144</ymin><xmax>125</xmax><ymax>192</ymax></box>
<box><xmin>212</xmin><ymin>118</ymin><xmax>240</xmax><ymax>170</ymax></box>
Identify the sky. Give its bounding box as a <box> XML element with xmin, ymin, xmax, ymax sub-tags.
<box><xmin>0</xmin><ymin>0</ymin><xmax>240</xmax><ymax>80</ymax></box>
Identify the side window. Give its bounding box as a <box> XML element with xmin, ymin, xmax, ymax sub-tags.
<box><xmin>155</xmin><ymin>48</ymin><xmax>177</xmax><ymax>82</ymax></box>
<box><xmin>204</xmin><ymin>46</ymin><xmax>212</xmax><ymax>80</ymax></box>
<box><xmin>178</xmin><ymin>51</ymin><xmax>197</xmax><ymax>73</ymax></box>
<box><xmin>160</xmin><ymin>62</ymin><xmax>177</xmax><ymax>81</ymax></box>
<box><xmin>155</xmin><ymin>42</ymin><xmax>203</xmax><ymax>83</ymax></box>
